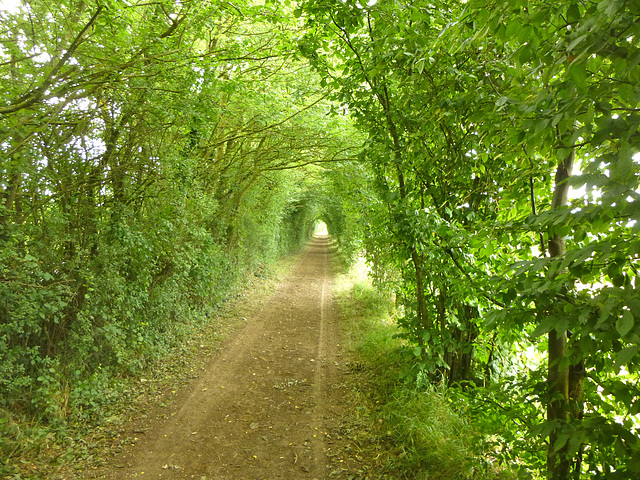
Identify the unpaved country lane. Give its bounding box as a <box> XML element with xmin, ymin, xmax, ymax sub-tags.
<box><xmin>100</xmin><ymin>236</ymin><xmax>347</xmax><ymax>479</ymax></box>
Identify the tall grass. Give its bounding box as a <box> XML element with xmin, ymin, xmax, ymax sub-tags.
<box><xmin>333</xmin><ymin>256</ymin><xmax>513</xmax><ymax>480</ymax></box>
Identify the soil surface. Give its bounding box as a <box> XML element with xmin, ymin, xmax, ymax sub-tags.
<box><xmin>98</xmin><ymin>236</ymin><xmax>353</xmax><ymax>479</ymax></box>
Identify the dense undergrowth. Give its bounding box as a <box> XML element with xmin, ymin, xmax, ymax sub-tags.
<box><xmin>334</xmin><ymin>256</ymin><xmax>516</xmax><ymax>480</ymax></box>
<box><xmin>0</xmin><ymin>251</ymin><xmax>299</xmax><ymax>479</ymax></box>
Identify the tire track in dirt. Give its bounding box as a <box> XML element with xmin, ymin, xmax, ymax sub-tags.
<box><xmin>311</xmin><ymin>242</ymin><xmax>330</xmax><ymax>477</ymax></box>
<box><xmin>98</xmin><ymin>236</ymin><xmax>348</xmax><ymax>479</ymax></box>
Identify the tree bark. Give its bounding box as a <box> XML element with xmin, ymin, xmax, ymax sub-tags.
<box><xmin>380</xmin><ymin>87</ymin><xmax>430</xmax><ymax>341</ymax></box>
<box><xmin>547</xmin><ymin>148</ymin><xmax>574</xmax><ymax>480</ymax></box>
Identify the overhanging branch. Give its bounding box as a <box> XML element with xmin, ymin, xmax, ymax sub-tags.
<box><xmin>0</xmin><ymin>6</ymin><xmax>104</xmax><ymax>115</ymax></box>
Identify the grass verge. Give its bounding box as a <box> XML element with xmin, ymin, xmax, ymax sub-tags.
<box><xmin>333</xmin><ymin>255</ymin><xmax>514</xmax><ymax>480</ymax></box>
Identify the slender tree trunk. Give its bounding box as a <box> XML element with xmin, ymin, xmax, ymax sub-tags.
<box><xmin>381</xmin><ymin>93</ymin><xmax>430</xmax><ymax>340</ymax></box>
<box><xmin>547</xmin><ymin>148</ymin><xmax>574</xmax><ymax>480</ymax></box>
<box><xmin>569</xmin><ymin>355</ymin><xmax>585</xmax><ymax>478</ymax></box>
<box><xmin>0</xmin><ymin>173</ymin><xmax>21</xmax><ymax>229</ymax></box>
<box><xmin>1</xmin><ymin>126</ymin><xmax>26</xmax><ymax>236</ymax></box>
<box><xmin>225</xmin><ymin>169</ymin><xmax>259</xmax><ymax>249</ymax></box>
<box><xmin>411</xmin><ymin>249</ymin><xmax>430</xmax><ymax>333</ymax></box>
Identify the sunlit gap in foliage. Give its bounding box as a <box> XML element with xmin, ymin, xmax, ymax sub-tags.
<box><xmin>568</xmin><ymin>151</ymin><xmax>640</xmax><ymax>293</ymax></box>
<box><xmin>569</xmin><ymin>137</ymin><xmax>640</xmax><ymax>210</ymax></box>
<box><xmin>313</xmin><ymin>220</ymin><xmax>328</xmax><ymax>236</ymax></box>
<box><xmin>566</xmin><ymin>147</ymin><xmax>640</xmax><ymax>434</ymax></box>
<box><xmin>0</xmin><ymin>0</ymin><xmax>20</xmax><ymax>13</ymax></box>
<box><xmin>343</xmin><ymin>0</ymin><xmax>378</xmax><ymax>5</ymax></box>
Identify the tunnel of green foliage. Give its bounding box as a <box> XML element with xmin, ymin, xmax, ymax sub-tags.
<box><xmin>2</xmin><ymin>0</ymin><xmax>640</xmax><ymax>478</ymax></box>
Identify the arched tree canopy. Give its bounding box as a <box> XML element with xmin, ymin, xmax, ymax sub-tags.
<box><xmin>1</xmin><ymin>0</ymin><xmax>639</xmax><ymax>478</ymax></box>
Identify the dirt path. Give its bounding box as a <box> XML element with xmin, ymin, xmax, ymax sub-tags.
<box><xmin>100</xmin><ymin>236</ymin><xmax>351</xmax><ymax>479</ymax></box>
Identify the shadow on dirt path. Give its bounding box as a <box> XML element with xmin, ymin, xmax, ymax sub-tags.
<box><xmin>98</xmin><ymin>235</ymin><xmax>351</xmax><ymax>479</ymax></box>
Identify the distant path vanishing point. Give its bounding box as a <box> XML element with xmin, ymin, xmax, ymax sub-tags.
<box><xmin>99</xmin><ymin>236</ymin><xmax>349</xmax><ymax>480</ymax></box>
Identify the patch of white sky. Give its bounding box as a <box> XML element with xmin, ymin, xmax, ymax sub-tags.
<box><xmin>0</xmin><ymin>0</ymin><xmax>20</xmax><ymax>13</ymax></box>
<box><xmin>0</xmin><ymin>0</ymin><xmax>54</xmax><ymax>64</ymax></box>
<box><xmin>571</xmin><ymin>147</ymin><xmax>640</xmax><ymax>212</ymax></box>
<box><xmin>0</xmin><ymin>0</ymin><xmax>102</xmax><ymax>154</ymax></box>
<box><xmin>341</xmin><ymin>0</ymin><xmax>378</xmax><ymax>4</ymax></box>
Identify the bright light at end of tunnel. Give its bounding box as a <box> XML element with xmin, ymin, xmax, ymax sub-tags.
<box><xmin>314</xmin><ymin>221</ymin><xmax>328</xmax><ymax>236</ymax></box>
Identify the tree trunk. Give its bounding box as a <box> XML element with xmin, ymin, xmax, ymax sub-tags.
<box><xmin>381</xmin><ymin>90</ymin><xmax>430</xmax><ymax>343</ymax></box>
<box><xmin>569</xmin><ymin>357</ymin><xmax>585</xmax><ymax>478</ymax></box>
<box><xmin>411</xmin><ymin>249</ymin><xmax>430</xmax><ymax>335</ymax></box>
<box><xmin>547</xmin><ymin>148</ymin><xmax>574</xmax><ymax>480</ymax></box>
